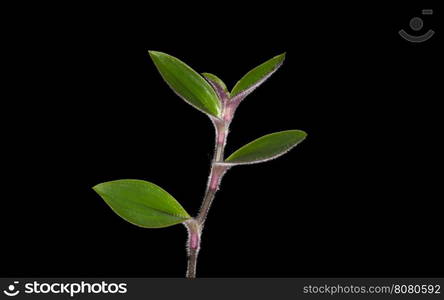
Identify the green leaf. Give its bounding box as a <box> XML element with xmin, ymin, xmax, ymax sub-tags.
<box><xmin>230</xmin><ymin>53</ymin><xmax>286</xmax><ymax>99</ymax></box>
<box><xmin>149</xmin><ymin>51</ymin><xmax>221</xmax><ymax>117</ymax></box>
<box><xmin>225</xmin><ymin>130</ymin><xmax>307</xmax><ymax>165</ymax></box>
<box><xmin>202</xmin><ymin>72</ymin><xmax>229</xmax><ymax>103</ymax></box>
<box><xmin>93</xmin><ymin>179</ymin><xmax>191</xmax><ymax>228</ymax></box>
<box><xmin>202</xmin><ymin>73</ymin><xmax>228</xmax><ymax>94</ymax></box>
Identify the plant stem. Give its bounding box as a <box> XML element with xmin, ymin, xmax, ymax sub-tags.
<box><xmin>197</xmin><ymin>119</ymin><xmax>229</xmax><ymax>226</ymax></box>
<box><xmin>184</xmin><ymin>218</ymin><xmax>200</xmax><ymax>279</ymax></box>
<box><xmin>185</xmin><ymin>113</ymin><xmax>232</xmax><ymax>278</ymax></box>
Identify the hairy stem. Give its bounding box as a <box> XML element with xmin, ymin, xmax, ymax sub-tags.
<box><xmin>185</xmin><ymin>110</ymin><xmax>233</xmax><ymax>278</ymax></box>
<box><xmin>184</xmin><ymin>219</ymin><xmax>200</xmax><ymax>279</ymax></box>
<box><xmin>197</xmin><ymin>119</ymin><xmax>229</xmax><ymax>226</ymax></box>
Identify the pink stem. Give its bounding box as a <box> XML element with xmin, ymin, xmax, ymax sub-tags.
<box><xmin>190</xmin><ymin>232</ymin><xmax>199</xmax><ymax>249</ymax></box>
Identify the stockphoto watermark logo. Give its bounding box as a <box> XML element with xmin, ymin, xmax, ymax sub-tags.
<box><xmin>3</xmin><ymin>281</ymin><xmax>20</xmax><ymax>297</ymax></box>
<box><xmin>2</xmin><ymin>280</ymin><xmax>127</xmax><ymax>298</ymax></box>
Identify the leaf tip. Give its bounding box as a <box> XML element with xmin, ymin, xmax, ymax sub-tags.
<box><xmin>276</xmin><ymin>52</ymin><xmax>286</xmax><ymax>65</ymax></box>
<box><xmin>92</xmin><ymin>182</ymin><xmax>105</xmax><ymax>194</ymax></box>
<box><xmin>294</xmin><ymin>129</ymin><xmax>307</xmax><ymax>137</ymax></box>
<box><xmin>148</xmin><ymin>51</ymin><xmax>170</xmax><ymax>62</ymax></box>
<box><xmin>287</xmin><ymin>129</ymin><xmax>308</xmax><ymax>143</ymax></box>
<box><xmin>148</xmin><ymin>50</ymin><xmax>161</xmax><ymax>60</ymax></box>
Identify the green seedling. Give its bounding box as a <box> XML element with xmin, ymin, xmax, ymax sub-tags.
<box><xmin>93</xmin><ymin>51</ymin><xmax>307</xmax><ymax>278</ymax></box>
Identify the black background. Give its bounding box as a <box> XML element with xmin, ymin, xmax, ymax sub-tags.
<box><xmin>2</xmin><ymin>2</ymin><xmax>442</xmax><ymax>278</ymax></box>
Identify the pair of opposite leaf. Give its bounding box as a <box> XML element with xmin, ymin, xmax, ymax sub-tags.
<box><xmin>93</xmin><ymin>51</ymin><xmax>307</xmax><ymax>228</ymax></box>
